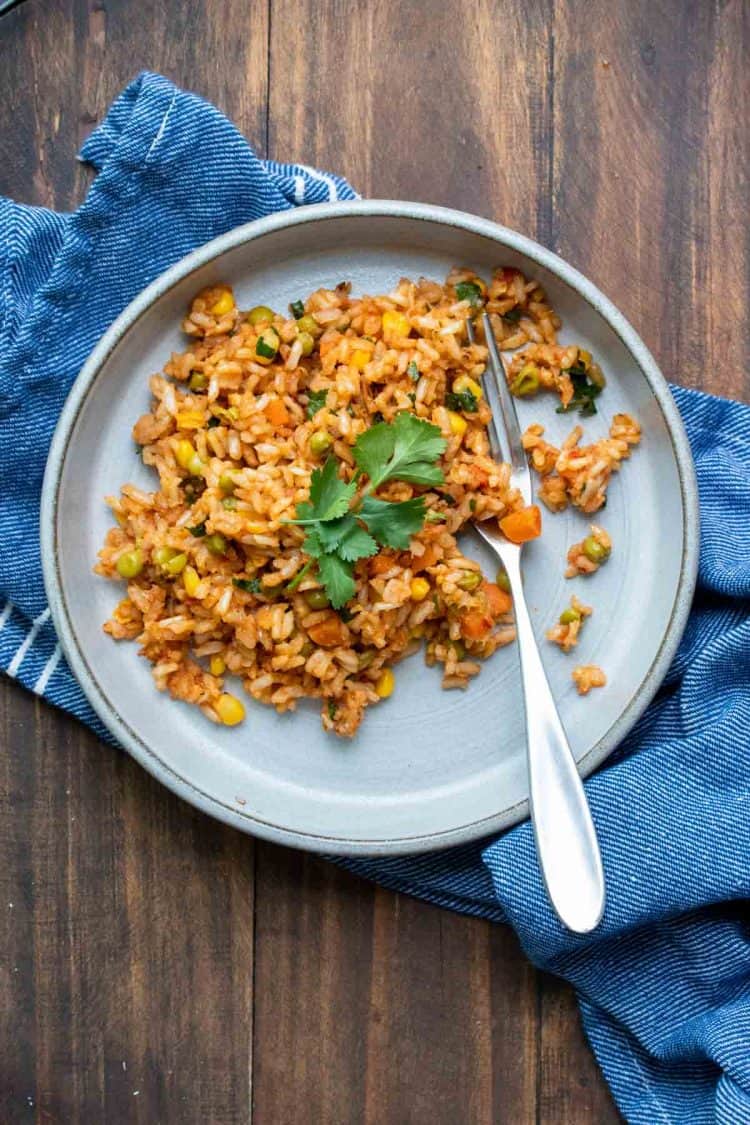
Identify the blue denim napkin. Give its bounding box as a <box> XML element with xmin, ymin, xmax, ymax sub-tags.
<box><xmin>2</xmin><ymin>74</ymin><xmax>749</xmax><ymax>1125</ymax></box>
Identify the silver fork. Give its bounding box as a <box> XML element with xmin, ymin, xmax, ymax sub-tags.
<box><xmin>466</xmin><ymin>313</ymin><xmax>605</xmax><ymax>933</ymax></box>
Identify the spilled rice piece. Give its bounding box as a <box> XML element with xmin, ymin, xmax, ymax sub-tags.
<box><xmin>572</xmin><ymin>664</ymin><xmax>607</xmax><ymax>695</ymax></box>
<box><xmin>565</xmin><ymin>524</ymin><xmax>612</xmax><ymax>577</ymax></box>
<box><xmin>506</xmin><ymin>343</ymin><xmax>606</xmax><ymax>413</ymax></box>
<box><xmin>546</xmin><ymin>595</ymin><xmax>592</xmax><ymax>653</ymax></box>
<box><xmin>522</xmin><ymin>413</ymin><xmax>641</xmax><ymax>514</ymax></box>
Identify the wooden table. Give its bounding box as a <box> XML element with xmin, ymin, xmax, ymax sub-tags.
<box><xmin>1</xmin><ymin>1</ymin><xmax>746</xmax><ymax>1121</ymax></box>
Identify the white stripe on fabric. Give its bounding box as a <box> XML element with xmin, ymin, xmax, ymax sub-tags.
<box><xmin>294</xmin><ymin>175</ymin><xmax>306</xmax><ymax>204</ymax></box>
<box><xmin>0</xmin><ymin>600</ymin><xmax>13</xmax><ymax>633</ymax></box>
<box><xmin>298</xmin><ymin>164</ymin><xmax>339</xmax><ymax>201</ymax></box>
<box><xmin>7</xmin><ymin>606</ymin><xmax>50</xmax><ymax>677</ymax></box>
<box><xmin>33</xmin><ymin>643</ymin><xmax>62</xmax><ymax>695</ymax></box>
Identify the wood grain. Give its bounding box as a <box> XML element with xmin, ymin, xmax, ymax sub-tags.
<box><xmin>3</xmin><ymin>0</ymin><xmax>745</xmax><ymax>1119</ymax></box>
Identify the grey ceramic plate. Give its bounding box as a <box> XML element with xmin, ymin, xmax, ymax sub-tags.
<box><xmin>41</xmin><ymin>201</ymin><xmax>699</xmax><ymax>855</ymax></box>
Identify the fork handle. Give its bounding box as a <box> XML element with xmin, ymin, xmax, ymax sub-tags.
<box><xmin>503</xmin><ymin>548</ymin><xmax>605</xmax><ymax>933</ymax></box>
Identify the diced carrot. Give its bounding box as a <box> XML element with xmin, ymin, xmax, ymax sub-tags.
<box><xmin>499</xmin><ymin>505</ymin><xmax>542</xmax><ymax>545</ymax></box>
<box><xmin>265</xmin><ymin>398</ymin><xmax>290</xmax><ymax>427</ymax></box>
<box><xmin>370</xmin><ymin>552</ymin><xmax>397</xmax><ymax>576</ymax></box>
<box><xmin>482</xmin><ymin>581</ymin><xmax>512</xmax><ymax>617</ymax></box>
<box><xmin>410</xmin><ymin>543</ymin><xmax>440</xmax><ymax>572</ymax></box>
<box><xmin>308</xmin><ymin>617</ymin><xmax>348</xmax><ymax>648</ymax></box>
<box><xmin>460</xmin><ymin>610</ymin><xmax>493</xmax><ymax>641</ymax></box>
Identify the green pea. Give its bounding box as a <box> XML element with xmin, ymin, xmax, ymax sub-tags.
<box><xmin>510</xmin><ymin>363</ymin><xmax>540</xmax><ymax>397</ymax></box>
<box><xmin>205</xmin><ymin>533</ymin><xmax>228</xmax><ymax>555</ymax></box>
<box><xmin>583</xmin><ymin>536</ymin><xmax>610</xmax><ymax>564</ymax></box>
<box><xmin>154</xmin><ymin>546</ymin><xmax>178</xmax><ymax>567</ymax></box>
<box><xmin>309</xmin><ymin>431</ymin><xmax>333</xmax><ymax>457</ymax></box>
<box><xmin>247</xmin><ymin>305</ymin><xmax>275</xmax><ymax>326</ymax></box>
<box><xmin>154</xmin><ymin>546</ymin><xmax>188</xmax><ymax>575</ymax></box>
<box><xmin>296</xmin><ymin>314</ymin><xmax>320</xmax><ymax>336</ymax></box>
<box><xmin>305</xmin><ymin>589</ymin><xmax>330</xmax><ymax>610</ymax></box>
<box><xmin>222</xmin><ymin>497</ymin><xmax>238</xmax><ymax>510</ymax></box>
<box><xmin>496</xmin><ymin>568</ymin><xmax>511</xmax><ymax>593</ymax></box>
<box><xmin>116</xmin><ymin>549</ymin><xmax>143</xmax><ymax>579</ymax></box>
<box><xmin>298</xmin><ymin>331</ymin><xmax>315</xmax><ymax>356</ymax></box>
<box><xmin>189</xmin><ymin>371</ymin><xmax>208</xmax><ymax>392</ymax></box>
<box><xmin>164</xmin><ymin>553</ymin><xmax>187</xmax><ymax>575</ymax></box>
<box><xmin>457</xmin><ymin>571</ymin><xmax>482</xmax><ymax>591</ymax></box>
<box><xmin>218</xmin><ymin>472</ymin><xmax>236</xmax><ymax>494</ymax></box>
<box><xmin>559</xmin><ymin>607</ymin><xmax>581</xmax><ymax>625</ymax></box>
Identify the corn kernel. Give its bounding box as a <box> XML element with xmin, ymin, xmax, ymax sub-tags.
<box><xmin>448</xmin><ymin>411</ymin><xmax>467</xmax><ymax>437</ymax></box>
<box><xmin>176</xmin><ymin>410</ymin><xmax>205</xmax><ymax>430</ymax></box>
<box><xmin>216</xmin><ymin>693</ymin><xmax>245</xmax><ymax>726</ymax></box>
<box><xmin>175</xmin><ymin>439</ymin><xmax>196</xmax><ymax>469</ymax></box>
<box><xmin>374</xmin><ymin>668</ymin><xmax>395</xmax><ymax>699</ymax></box>
<box><xmin>350</xmin><ymin>349</ymin><xmax>371</xmax><ymax>370</ymax></box>
<box><xmin>210</xmin><ymin>289</ymin><xmax>235</xmax><ymax>316</ymax></box>
<box><xmin>183</xmin><ymin>566</ymin><xmax>201</xmax><ymax>596</ymax></box>
<box><xmin>452</xmin><ymin>374</ymin><xmax>483</xmax><ymax>400</ymax></box>
<box><xmin>187</xmin><ymin>453</ymin><xmax>205</xmax><ymax>477</ymax></box>
<box><xmin>410</xmin><ymin>577</ymin><xmax>430</xmax><ymax>602</ymax></box>
<box><xmin>245</xmin><ymin>521</ymin><xmax>267</xmax><ymax>534</ymax></box>
<box><xmin>381</xmin><ymin>310</ymin><xmax>410</xmax><ymax>340</ymax></box>
<box><xmin>210</xmin><ymin>655</ymin><xmax>226</xmax><ymax>676</ymax></box>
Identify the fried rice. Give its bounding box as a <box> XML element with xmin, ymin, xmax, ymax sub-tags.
<box><xmin>96</xmin><ymin>267</ymin><xmax>638</xmax><ymax>735</ymax></box>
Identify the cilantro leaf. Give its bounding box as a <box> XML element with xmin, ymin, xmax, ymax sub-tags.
<box><xmin>233</xmin><ymin>577</ymin><xmax>262</xmax><ymax>594</ymax></box>
<box><xmin>302</xmin><ymin>529</ymin><xmax>324</xmax><ymax>558</ymax></box>
<box><xmin>336</xmin><ymin>521</ymin><xmax>378</xmax><ymax>562</ymax></box>
<box><xmin>306</xmin><ymin>388</ymin><xmax>328</xmax><ymax>419</ymax></box>
<box><xmin>351</xmin><ymin>422</ymin><xmax>395</xmax><ymax>483</ymax></box>
<box><xmin>359</xmin><ymin>495</ymin><xmax>427</xmax><ymax>549</ymax></box>
<box><xmin>315</xmin><ymin>514</ymin><xmax>377</xmax><ymax>561</ymax></box>
<box><xmin>317</xmin><ymin>552</ymin><xmax>356</xmax><ymax>609</ymax></box>
<box><xmin>292</xmin><ymin>458</ymin><xmax>357</xmax><ymax>524</ymax></box>
<box><xmin>555</xmin><ymin>362</ymin><xmax>602</xmax><ymax>417</ymax></box>
<box><xmin>354</xmin><ymin>412</ymin><xmax>446</xmax><ymax>489</ymax></box>
<box><xmin>445</xmin><ymin>389</ymin><xmax>478</xmax><ymax>413</ymax></box>
<box><xmin>455</xmin><ymin>281</ymin><xmax>483</xmax><ymax>307</ymax></box>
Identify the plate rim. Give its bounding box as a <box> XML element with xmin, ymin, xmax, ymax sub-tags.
<box><xmin>40</xmin><ymin>199</ymin><xmax>700</xmax><ymax>855</ymax></box>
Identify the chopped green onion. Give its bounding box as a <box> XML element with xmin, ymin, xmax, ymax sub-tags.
<box><xmin>290</xmin><ymin>300</ymin><xmax>305</xmax><ymax>319</ymax></box>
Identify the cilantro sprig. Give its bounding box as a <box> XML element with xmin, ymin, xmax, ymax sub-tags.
<box><xmin>288</xmin><ymin>413</ymin><xmax>447</xmax><ymax>607</ymax></box>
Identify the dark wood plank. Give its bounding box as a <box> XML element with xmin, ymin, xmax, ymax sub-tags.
<box><xmin>0</xmin><ymin>678</ymin><xmax>256</xmax><ymax>1125</ymax></box>
<box><xmin>551</xmin><ymin>0</ymin><xmax>750</xmax><ymax>401</ymax></box>
<box><xmin>253</xmin><ymin>851</ymin><xmax>539</xmax><ymax>1125</ymax></box>
<box><xmin>0</xmin><ymin>0</ymin><xmax>270</xmax><ymax>210</ymax></box>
